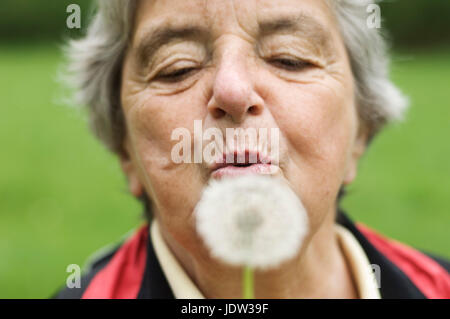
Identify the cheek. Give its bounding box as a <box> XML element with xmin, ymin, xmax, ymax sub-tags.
<box><xmin>122</xmin><ymin>81</ymin><xmax>211</xmax><ymax>175</ymax></box>
<box><xmin>284</xmin><ymin>83</ymin><xmax>355</xmax><ymax>166</ymax></box>
<box><xmin>125</xmin><ymin>93</ymin><xmax>201</xmax><ymax>152</ymax></box>
<box><xmin>267</xmin><ymin>78</ymin><xmax>356</xmax><ymax>221</ymax></box>
<box><xmin>122</xmin><ymin>88</ymin><xmax>209</xmax><ymax>222</ymax></box>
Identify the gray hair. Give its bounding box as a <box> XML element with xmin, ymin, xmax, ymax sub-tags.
<box><xmin>65</xmin><ymin>0</ymin><xmax>408</xmax><ymax>155</ymax></box>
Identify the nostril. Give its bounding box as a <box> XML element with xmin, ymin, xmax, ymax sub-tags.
<box><xmin>248</xmin><ymin>105</ymin><xmax>260</xmax><ymax>115</ymax></box>
<box><xmin>211</xmin><ymin>108</ymin><xmax>226</xmax><ymax>119</ymax></box>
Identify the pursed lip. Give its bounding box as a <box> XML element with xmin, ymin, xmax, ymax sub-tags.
<box><xmin>210</xmin><ymin>150</ymin><xmax>277</xmax><ymax>179</ymax></box>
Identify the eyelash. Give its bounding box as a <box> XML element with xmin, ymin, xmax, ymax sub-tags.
<box><xmin>268</xmin><ymin>57</ymin><xmax>314</xmax><ymax>71</ymax></box>
<box><xmin>156</xmin><ymin>67</ymin><xmax>197</xmax><ymax>82</ymax></box>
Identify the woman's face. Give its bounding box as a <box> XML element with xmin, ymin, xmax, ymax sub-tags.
<box><xmin>121</xmin><ymin>0</ymin><xmax>366</xmax><ymax>255</ymax></box>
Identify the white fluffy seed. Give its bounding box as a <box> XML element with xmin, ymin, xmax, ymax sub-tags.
<box><xmin>195</xmin><ymin>175</ymin><xmax>309</xmax><ymax>270</ymax></box>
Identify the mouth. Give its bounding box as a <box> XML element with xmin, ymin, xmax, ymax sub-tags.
<box><xmin>210</xmin><ymin>150</ymin><xmax>278</xmax><ymax>180</ymax></box>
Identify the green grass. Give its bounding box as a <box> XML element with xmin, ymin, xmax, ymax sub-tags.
<box><xmin>342</xmin><ymin>48</ymin><xmax>450</xmax><ymax>258</ymax></box>
<box><xmin>0</xmin><ymin>43</ymin><xmax>143</xmax><ymax>299</ymax></box>
<box><xmin>0</xmin><ymin>44</ymin><xmax>449</xmax><ymax>298</ymax></box>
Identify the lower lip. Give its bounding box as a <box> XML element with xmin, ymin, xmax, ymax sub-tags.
<box><xmin>211</xmin><ymin>164</ymin><xmax>276</xmax><ymax>180</ymax></box>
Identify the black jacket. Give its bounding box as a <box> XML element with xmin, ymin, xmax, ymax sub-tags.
<box><xmin>54</xmin><ymin>211</ymin><xmax>450</xmax><ymax>299</ymax></box>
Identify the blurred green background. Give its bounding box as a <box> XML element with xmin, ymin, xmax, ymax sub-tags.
<box><xmin>0</xmin><ymin>0</ymin><xmax>449</xmax><ymax>298</ymax></box>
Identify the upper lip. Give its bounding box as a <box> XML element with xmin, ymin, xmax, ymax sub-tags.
<box><xmin>210</xmin><ymin>150</ymin><xmax>271</xmax><ymax>172</ymax></box>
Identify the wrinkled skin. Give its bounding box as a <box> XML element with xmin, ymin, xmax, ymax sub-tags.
<box><xmin>120</xmin><ymin>0</ymin><xmax>367</xmax><ymax>298</ymax></box>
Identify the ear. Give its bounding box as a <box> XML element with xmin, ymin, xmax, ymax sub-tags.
<box><xmin>120</xmin><ymin>137</ymin><xmax>144</xmax><ymax>198</ymax></box>
<box><xmin>343</xmin><ymin>122</ymin><xmax>369</xmax><ymax>185</ymax></box>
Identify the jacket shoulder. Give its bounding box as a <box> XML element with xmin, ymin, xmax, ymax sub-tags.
<box><xmin>356</xmin><ymin>223</ymin><xmax>450</xmax><ymax>299</ymax></box>
<box><xmin>52</xmin><ymin>242</ymin><xmax>120</xmax><ymax>299</ymax></box>
<box><xmin>52</xmin><ymin>224</ymin><xmax>149</xmax><ymax>299</ymax></box>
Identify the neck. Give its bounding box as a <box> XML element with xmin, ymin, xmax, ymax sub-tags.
<box><xmin>158</xmin><ymin>210</ymin><xmax>358</xmax><ymax>299</ymax></box>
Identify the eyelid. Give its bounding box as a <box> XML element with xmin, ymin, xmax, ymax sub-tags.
<box><xmin>271</xmin><ymin>54</ymin><xmax>308</xmax><ymax>62</ymax></box>
<box><xmin>257</xmin><ymin>38</ymin><xmax>325</xmax><ymax>67</ymax></box>
<box><xmin>268</xmin><ymin>55</ymin><xmax>316</xmax><ymax>69</ymax></box>
<box><xmin>149</xmin><ymin>59</ymin><xmax>200</xmax><ymax>81</ymax></box>
<box><xmin>159</xmin><ymin>61</ymin><xmax>197</xmax><ymax>75</ymax></box>
<box><xmin>144</xmin><ymin>43</ymin><xmax>207</xmax><ymax>80</ymax></box>
<box><xmin>157</xmin><ymin>67</ymin><xmax>197</xmax><ymax>82</ymax></box>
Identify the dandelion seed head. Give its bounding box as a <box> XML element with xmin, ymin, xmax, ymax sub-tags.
<box><xmin>195</xmin><ymin>175</ymin><xmax>309</xmax><ymax>270</ymax></box>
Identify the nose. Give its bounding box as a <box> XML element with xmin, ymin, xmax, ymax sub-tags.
<box><xmin>207</xmin><ymin>53</ymin><xmax>263</xmax><ymax>124</ymax></box>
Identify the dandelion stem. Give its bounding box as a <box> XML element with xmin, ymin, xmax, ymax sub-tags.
<box><xmin>243</xmin><ymin>265</ymin><xmax>254</xmax><ymax>299</ymax></box>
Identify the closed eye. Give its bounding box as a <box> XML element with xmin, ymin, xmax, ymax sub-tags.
<box><xmin>269</xmin><ymin>58</ymin><xmax>314</xmax><ymax>71</ymax></box>
<box><xmin>156</xmin><ymin>67</ymin><xmax>197</xmax><ymax>82</ymax></box>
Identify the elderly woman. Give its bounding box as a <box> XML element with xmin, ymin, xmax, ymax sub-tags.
<box><xmin>55</xmin><ymin>0</ymin><xmax>449</xmax><ymax>299</ymax></box>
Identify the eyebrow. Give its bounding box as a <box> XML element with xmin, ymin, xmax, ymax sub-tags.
<box><xmin>134</xmin><ymin>25</ymin><xmax>209</xmax><ymax>69</ymax></box>
<box><xmin>258</xmin><ymin>13</ymin><xmax>332</xmax><ymax>51</ymax></box>
<box><xmin>133</xmin><ymin>13</ymin><xmax>333</xmax><ymax>69</ymax></box>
